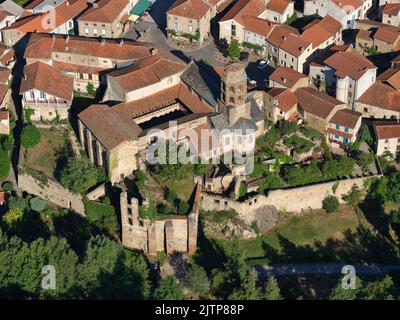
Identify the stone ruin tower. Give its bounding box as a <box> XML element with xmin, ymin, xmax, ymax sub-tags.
<box><xmin>120</xmin><ymin>183</ymin><xmax>201</xmax><ymax>256</ymax></box>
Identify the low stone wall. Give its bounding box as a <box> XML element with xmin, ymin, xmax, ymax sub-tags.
<box><xmin>200</xmin><ymin>176</ymin><xmax>374</xmax><ymax>232</ymax></box>
<box><xmin>86</xmin><ymin>183</ymin><xmax>106</xmax><ymax>201</ymax></box>
<box><xmin>18</xmin><ymin>173</ymin><xmax>85</xmax><ymax>215</ymax></box>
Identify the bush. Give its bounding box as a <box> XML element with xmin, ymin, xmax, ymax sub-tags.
<box><xmin>83</xmin><ymin>198</ymin><xmax>118</xmax><ymax>236</ymax></box>
<box><xmin>265</xmin><ymin>126</ymin><xmax>282</xmax><ymax>144</ymax></box>
<box><xmin>284</xmin><ymin>135</ymin><xmax>314</xmax><ymax>154</ymax></box>
<box><xmin>21</xmin><ymin>124</ymin><xmax>41</xmax><ymax>148</ymax></box>
<box><xmin>86</xmin><ymin>83</ymin><xmax>96</xmax><ymax>97</ymax></box>
<box><xmin>323</xmin><ymin>195</ymin><xmax>339</xmax><ymax>213</ymax></box>
<box><xmin>178</xmin><ymin>202</ymin><xmax>190</xmax><ymax>215</ymax></box>
<box><xmin>29</xmin><ymin>197</ymin><xmax>47</xmax><ymax>212</ymax></box>
<box><xmin>60</xmin><ymin>157</ymin><xmax>107</xmax><ymax>193</ymax></box>
<box><xmin>1</xmin><ymin>181</ymin><xmax>13</xmax><ymax>191</ymax></box>
<box><xmin>0</xmin><ymin>149</ymin><xmax>10</xmax><ymax>179</ymax></box>
<box><xmin>228</xmin><ymin>39</ymin><xmax>241</xmax><ymax>59</ymax></box>
<box><xmin>279</xmin><ymin>121</ymin><xmax>298</xmax><ymax>136</ymax></box>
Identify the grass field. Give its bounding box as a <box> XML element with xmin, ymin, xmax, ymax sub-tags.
<box><xmin>198</xmin><ymin>204</ymin><xmax>369</xmax><ymax>267</ymax></box>
<box><xmin>22</xmin><ymin>127</ymin><xmax>69</xmax><ymax>178</ymax></box>
<box><xmin>163</xmin><ymin>176</ymin><xmax>196</xmax><ymax>202</ymax></box>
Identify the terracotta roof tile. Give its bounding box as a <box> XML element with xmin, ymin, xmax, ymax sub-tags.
<box><xmin>242</xmin><ymin>15</ymin><xmax>275</xmax><ymax>38</ymax></box>
<box><xmin>295</xmin><ymin>87</ymin><xmax>344</xmax><ymax>119</ymax></box>
<box><xmin>266</xmin><ymin>87</ymin><xmax>297</xmax><ymax>112</ymax></box>
<box><xmin>324</xmin><ymin>51</ymin><xmax>376</xmax><ymax>79</ymax></box>
<box><xmin>357</xmin><ymin>80</ymin><xmax>400</xmax><ymax>112</ymax></box>
<box><xmin>329</xmin><ymin>109</ymin><xmax>361</xmax><ymax>128</ymax></box>
<box><xmin>5</xmin><ymin>0</ymin><xmax>88</xmax><ymax>33</ymax></box>
<box><xmin>383</xmin><ymin>3</ymin><xmax>400</xmax><ymax>16</ymax></box>
<box><xmin>20</xmin><ymin>61</ymin><xmax>73</xmax><ymax>102</ymax></box>
<box><xmin>301</xmin><ymin>15</ymin><xmax>341</xmax><ymax>49</ymax></box>
<box><xmin>167</xmin><ymin>0</ymin><xmax>212</xmax><ymax>20</ymax></box>
<box><xmin>326</xmin><ymin>127</ymin><xmax>353</xmax><ymax>138</ymax></box>
<box><xmin>78</xmin><ymin>0</ymin><xmax>128</xmax><ymax>23</ymax></box>
<box><xmin>279</xmin><ymin>33</ymin><xmax>311</xmax><ymax>57</ymax></box>
<box><xmin>0</xmin><ymin>83</ymin><xmax>8</xmax><ymax>104</ymax></box>
<box><xmin>266</xmin><ymin>24</ymin><xmax>300</xmax><ymax>47</ymax></box>
<box><xmin>220</xmin><ymin>0</ymin><xmax>266</xmax><ymax>24</ymax></box>
<box><xmin>269</xmin><ymin>66</ymin><xmax>307</xmax><ymax>88</ymax></box>
<box><xmin>0</xmin><ymin>67</ymin><xmax>11</xmax><ymax>84</ymax></box>
<box><xmin>331</xmin><ymin>0</ymin><xmax>361</xmax><ymax>10</ymax></box>
<box><xmin>373</xmin><ymin>26</ymin><xmax>400</xmax><ymax>44</ymax></box>
<box><xmin>24</xmin><ymin>33</ymin><xmax>153</xmax><ymax>60</ymax></box>
<box><xmin>107</xmin><ymin>54</ymin><xmax>186</xmax><ymax>93</ymax></box>
<box><xmin>374</xmin><ymin>122</ymin><xmax>400</xmax><ymax>140</ymax></box>
<box><xmin>266</xmin><ymin>0</ymin><xmax>290</xmax><ymax>14</ymax></box>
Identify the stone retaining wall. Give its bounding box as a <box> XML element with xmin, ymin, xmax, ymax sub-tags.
<box><xmin>18</xmin><ymin>173</ymin><xmax>85</xmax><ymax>215</ymax></box>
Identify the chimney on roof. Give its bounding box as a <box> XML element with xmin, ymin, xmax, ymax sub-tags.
<box><xmin>281</xmin><ymin>77</ymin><xmax>286</xmax><ymax>83</ymax></box>
<box><xmin>92</xmin><ymin>2</ymin><xmax>99</xmax><ymax>9</ymax></box>
<box><xmin>66</xmin><ymin>35</ymin><xmax>70</xmax><ymax>43</ymax></box>
<box><xmin>150</xmin><ymin>48</ymin><xmax>159</xmax><ymax>55</ymax></box>
<box><xmin>66</xmin><ymin>0</ymin><xmax>70</xmax><ymax>5</ymax></box>
<box><xmin>282</xmin><ymin>36</ymin><xmax>286</xmax><ymax>40</ymax></box>
<box><xmin>300</xmin><ymin>47</ymin><xmax>304</xmax><ymax>52</ymax></box>
<box><xmin>119</xmin><ymin>39</ymin><xmax>124</xmax><ymax>46</ymax></box>
<box><xmin>100</xmin><ymin>38</ymin><xmax>106</xmax><ymax>46</ymax></box>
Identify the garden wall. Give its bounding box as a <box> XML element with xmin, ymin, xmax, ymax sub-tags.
<box><xmin>18</xmin><ymin>173</ymin><xmax>85</xmax><ymax>215</ymax></box>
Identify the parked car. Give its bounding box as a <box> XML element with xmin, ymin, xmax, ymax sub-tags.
<box><xmin>240</xmin><ymin>51</ymin><xmax>249</xmax><ymax>61</ymax></box>
<box><xmin>257</xmin><ymin>59</ymin><xmax>269</xmax><ymax>70</ymax></box>
<box><xmin>247</xmin><ymin>79</ymin><xmax>257</xmax><ymax>91</ymax></box>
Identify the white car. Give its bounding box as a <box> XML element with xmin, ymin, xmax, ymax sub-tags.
<box><xmin>257</xmin><ymin>59</ymin><xmax>269</xmax><ymax>70</ymax></box>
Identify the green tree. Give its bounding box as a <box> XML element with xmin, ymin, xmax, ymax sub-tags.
<box><xmin>60</xmin><ymin>157</ymin><xmax>106</xmax><ymax>193</ymax></box>
<box><xmin>359</xmin><ymin>124</ymin><xmax>373</xmax><ymax>147</ymax></box>
<box><xmin>359</xmin><ymin>152</ymin><xmax>375</xmax><ymax>172</ymax></box>
<box><xmin>2</xmin><ymin>208</ymin><xmax>24</xmax><ymax>230</ymax></box>
<box><xmin>223</xmin><ymin>240</ymin><xmax>247</xmax><ymax>296</ymax></box>
<box><xmin>228</xmin><ymin>39</ymin><xmax>241</xmax><ymax>59</ymax></box>
<box><xmin>342</xmin><ymin>185</ymin><xmax>364</xmax><ymax>209</ymax></box>
<box><xmin>29</xmin><ymin>197</ymin><xmax>47</xmax><ymax>212</ymax></box>
<box><xmin>322</xmin><ymin>195</ymin><xmax>340</xmax><ymax>213</ymax></box>
<box><xmin>369</xmin><ymin>177</ymin><xmax>388</xmax><ymax>205</ymax></box>
<box><xmin>330</xmin><ymin>277</ymin><xmax>362</xmax><ymax>300</ymax></box>
<box><xmin>264</xmin><ymin>276</ymin><xmax>282</xmax><ymax>300</ymax></box>
<box><xmin>21</xmin><ymin>124</ymin><xmax>41</xmax><ymax>148</ymax></box>
<box><xmin>228</xmin><ymin>270</ymin><xmax>261</xmax><ymax>300</ymax></box>
<box><xmin>154</xmin><ymin>275</ymin><xmax>185</xmax><ymax>300</ymax></box>
<box><xmin>86</xmin><ymin>83</ymin><xmax>96</xmax><ymax>97</ymax></box>
<box><xmin>178</xmin><ymin>201</ymin><xmax>190</xmax><ymax>215</ymax></box>
<box><xmin>387</xmin><ymin>171</ymin><xmax>400</xmax><ymax>204</ymax></box>
<box><xmin>186</xmin><ymin>263</ymin><xmax>210</xmax><ymax>297</ymax></box>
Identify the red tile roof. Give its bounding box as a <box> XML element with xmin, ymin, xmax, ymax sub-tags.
<box><xmin>266</xmin><ymin>0</ymin><xmax>290</xmax><ymax>14</ymax></box>
<box><xmin>4</xmin><ymin>0</ymin><xmax>88</xmax><ymax>33</ymax></box>
<box><xmin>266</xmin><ymin>24</ymin><xmax>300</xmax><ymax>47</ymax></box>
<box><xmin>324</xmin><ymin>51</ymin><xmax>376</xmax><ymax>79</ymax></box>
<box><xmin>107</xmin><ymin>54</ymin><xmax>186</xmax><ymax>93</ymax></box>
<box><xmin>331</xmin><ymin>0</ymin><xmax>362</xmax><ymax>10</ymax></box>
<box><xmin>357</xmin><ymin>81</ymin><xmax>400</xmax><ymax>112</ymax></box>
<box><xmin>301</xmin><ymin>15</ymin><xmax>341</xmax><ymax>49</ymax></box>
<box><xmin>78</xmin><ymin>0</ymin><xmax>129</xmax><ymax>23</ymax></box>
<box><xmin>242</xmin><ymin>15</ymin><xmax>275</xmax><ymax>38</ymax></box>
<box><xmin>279</xmin><ymin>33</ymin><xmax>311</xmax><ymax>57</ymax></box>
<box><xmin>374</xmin><ymin>122</ymin><xmax>400</xmax><ymax>140</ymax></box>
<box><xmin>383</xmin><ymin>3</ymin><xmax>400</xmax><ymax>16</ymax></box>
<box><xmin>266</xmin><ymin>87</ymin><xmax>297</xmax><ymax>112</ymax></box>
<box><xmin>329</xmin><ymin>109</ymin><xmax>361</xmax><ymax>128</ymax></box>
<box><xmin>373</xmin><ymin>26</ymin><xmax>400</xmax><ymax>45</ymax></box>
<box><xmin>220</xmin><ymin>0</ymin><xmax>266</xmax><ymax>25</ymax></box>
<box><xmin>20</xmin><ymin>61</ymin><xmax>73</xmax><ymax>102</ymax></box>
<box><xmin>326</xmin><ymin>127</ymin><xmax>353</xmax><ymax>138</ymax></box>
<box><xmin>167</xmin><ymin>0</ymin><xmax>212</xmax><ymax>20</ymax></box>
<box><xmin>269</xmin><ymin>66</ymin><xmax>307</xmax><ymax>88</ymax></box>
<box><xmin>295</xmin><ymin>87</ymin><xmax>344</xmax><ymax>119</ymax></box>
<box><xmin>0</xmin><ymin>43</ymin><xmax>14</xmax><ymax>66</ymax></box>
<box><xmin>0</xmin><ymin>191</ymin><xmax>10</xmax><ymax>204</ymax></box>
<box><xmin>24</xmin><ymin>33</ymin><xmax>153</xmax><ymax>60</ymax></box>
<box><xmin>0</xmin><ymin>67</ymin><xmax>11</xmax><ymax>84</ymax></box>
<box><xmin>0</xmin><ymin>83</ymin><xmax>8</xmax><ymax>104</ymax></box>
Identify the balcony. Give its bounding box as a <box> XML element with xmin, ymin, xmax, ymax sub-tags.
<box><xmin>23</xmin><ymin>98</ymin><xmax>70</xmax><ymax>109</ymax></box>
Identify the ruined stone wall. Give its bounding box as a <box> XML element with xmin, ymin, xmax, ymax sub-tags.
<box><xmin>121</xmin><ymin>183</ymin><xmax>201</xmax><ymax>255</ymax></box>
<box><xmin>201</xmin><ymin>176</ymin><xmax>373</xmax><ymax>217</ymax></box>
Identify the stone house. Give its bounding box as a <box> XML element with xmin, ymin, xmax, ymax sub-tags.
<box><xmin>264</xmin><ymin>0</ymin><xmax>294</xmax><ymax>23</ymax></box>
<box><xmin>326</xmin><ymin>108</ymin><xmax>362</xmax><ymax>149</ymax></box>
<box><xmin>308</xmin><ymin>50</ymin><xmax>377</xmax><ymax>108</ymax></box>
<box><xmin>355</xmin><ymin>68</ymin><xmax>400</xmax><ymax>119</ymax></box>
<box><xmin>303</xmin><ymin>0</ymin><xmax>372</xmax><ymax>29</ymax></box>
<box><xmin>264</xmin><ymin>87</ymin><xmax>298</xmax><ymax>123</ymax></box>
<box><xmin>373</xmin><ymin>121</ymin><xmax>400</xmax><ymax>156</ymax></box>
<box><xmin>268</xmin><ymin>66</ymin><xmax>309</xmax><ymax>91</ymax></box>
<box><xmin>295</xmin><ymin>87</ymin><xmax>346</xmax><ymax>133</ymax></box>
<box><xmin>219</xmin><ymin>0</ymin><xmax>267</xmax><ymax>44</ymax></box>
<box><xmin>382</xmin><ymin>3</ymin><xmax>400</xmax><ymax>26</ymax></box>
<box><xmin>77</xmin><ymin>0</ymin><xmax>136</xmax><ymax>38</ymax></box>
<box><xmin>373</xmin><ymin>26</ymin><xmax>400</xmax><ymax>52</ymax></box>
<box><xmin>166</xmin><ymin>0</ymin><xmax>223</xmax><ymax>46</ymax></box>
<box><xmin>19</xmin><ymin>61</ymin><xmax>74</xmax><ymax>121</ymax></box>
<box><xmin>23</xmin><ymin>33</ymin><xmax>159</xmax><ymax>95</ymax></box>
<box><xmin>1</xmin><ymin>0</ymin><xmax>88</xmax><ymax>46</ymax></box>
<box><xmin>277</xmin><ymin>33</ymin><xmax>313</xmax><ymax>73</ymax></box>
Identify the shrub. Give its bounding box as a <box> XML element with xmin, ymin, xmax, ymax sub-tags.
<box><xmin>60</xmin><ymin>157</ymin><xmax>106</xmax><ymax>193</ymax></box>
<box><xmin>265</xmin><ymin>126</ymin><xmax>282</xmax><ymax>144</ymax></box>
<box><xmin>0</xmin><ymin>149</ymin><xmax>10</xmax><ymax>179</ymax></box>
<box><xmin>29</xmin><ymin>197</ymin><xmax>47</xmax><ymax>212</ymax></box>
<box><xmin>284</xmin><ymin>135</ymin><xmax>314</xmax><ymax>154</ymax></box>
<box><xmin>21</xmin><ymin>124</ymin><xmax>41</xmax><ymax>148</ymax></box>
<box><xmin>83</xmin><ymin>198</ymin><xmax>118</xmax><ymax>236</ymax></box>
<box><xmin>178</xmin><ymin>202</ymin><xmax>190</xmax><ymax>215</ymax></box>
<box><xmin>228</xmin><ymin>39</ymin><xmax>241</xmax><ymax>59</ymax></box>
<box><xmin>3</xmin><ymin>208</ymin><xmax>24</xmax><ymax>229</ymax></box>
<box><xmin>86</xmin><ymin>83</ymin><xmax>96</xmax><ymax>97</ymax></box>
<box><xmin>1</xmin><ymin>181</ymin><xmax>13</xmax><ymax>191</ymax></box>
<box><xmin>322</xmin><ymin>195</ymin><xmax>339</xmax><ymax>213</ymax></box>
<box><xmin>279</xmin><ymin>121</ymin><xmax>298</xmax><ymax>136</ymax></box>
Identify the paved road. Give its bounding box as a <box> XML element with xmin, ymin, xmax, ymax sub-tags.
<box><xmin>256</xmin><ymin>262</ymin><xmax>400</xmax><ymax>278</ymax></box>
